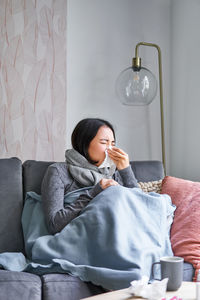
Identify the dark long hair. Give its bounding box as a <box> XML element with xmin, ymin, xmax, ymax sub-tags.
<box><xmin>71</xmin><ymin>118</ymin><xmax>115</xmax><ymax>164</ymax></box>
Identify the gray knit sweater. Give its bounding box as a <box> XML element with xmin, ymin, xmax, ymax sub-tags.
<box><xmin>42</xmin><ymin>162</ymin><xmax>138</xmax><ymax>234</ymax></box>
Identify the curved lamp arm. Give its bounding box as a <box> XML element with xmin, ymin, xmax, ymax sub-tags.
<box><xmin>133</xmin><ymin>42</ymin><xmax>166</xmax><ymax>175</ymax></box>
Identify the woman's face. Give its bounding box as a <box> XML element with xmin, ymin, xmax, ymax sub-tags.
<box><xmin>88</xmin><ymin>126</ymin><xmax>115</xmax><ymax>166</ymax></box>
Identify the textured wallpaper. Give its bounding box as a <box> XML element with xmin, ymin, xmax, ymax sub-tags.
<box><xmin>0</xmin><ymin>0</ymin><xmax>67</xmax><ymax>161</ymax></box>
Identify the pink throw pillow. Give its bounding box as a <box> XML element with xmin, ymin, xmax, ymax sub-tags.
<box><xmin>161</xmin><ymin>176</ymin><xmax>200</xmax><ymax>281</ymax></box>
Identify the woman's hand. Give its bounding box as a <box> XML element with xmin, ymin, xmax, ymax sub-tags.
<box><xmin>107</xmin><ymin>147</ymin><xmax>129</xmax><ymax>170</ymax></box>
<box><xmin>100</xmin><ymin>178</ymin><xmax>119</xmax><ymax>189</ymax></box>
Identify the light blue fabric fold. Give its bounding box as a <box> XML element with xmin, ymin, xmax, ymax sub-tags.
<box><xmin>0</xmin><ymin>186</ymin><xmax>175</xmax><ymax>290</ymax></box>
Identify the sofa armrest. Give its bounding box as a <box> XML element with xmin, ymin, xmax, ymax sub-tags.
<box><xmin>0</xmin><ymin>157</ymin><xmax>24</xmax><ymax>253</ymax></box>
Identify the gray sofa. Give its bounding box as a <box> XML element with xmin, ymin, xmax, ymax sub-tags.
<box><xmin>0</xmin><ymin>157</ymin><xmax>194</xmax><ymax>300</ymax></box>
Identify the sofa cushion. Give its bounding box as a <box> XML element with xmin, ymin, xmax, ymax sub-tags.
<box><xmin>183</xmin><ymin>262</ymin><xmax>195</xmax><ymax>281</ymax></box>
<box><xmin>0</xmin><ymin>158</ymin><xmax>24</xmax><ymax>253</ymax></box>
<box><xmin>23</xmin><ymin>160</ymin><xmax>54</xmax><ymax>196</ymax></box>
<box><xmin>138</xmin><ymin>179</ymin><xmax>162</xmax><ymax>193</ymax></box>
<box><xmin>42</xmin><ymin>274</ymin><xmax>105</xmax><ymax>300</ymax></box>
<box><xmin>0</xmin><ymin>270</ymin><xmax>41</xmax><ymax>300</ymax></box>
<box><xmin>161</xmin><ymin>176</ymin><xmax>200</xmax><ymax>280</ymax></box>
<box><xmin>130</xmin><ymin>160</ymin><xmax>164</xmax><ymax>182</ymax></box>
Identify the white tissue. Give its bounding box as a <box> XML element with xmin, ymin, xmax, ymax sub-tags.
<box><xmin>129</xmin><ymin>276</ymin><xmax>168</xmax><ymax>300</ymax></box>
<box><xmin>98</xmin><ymin>148</ymin><xmax>116</xmax><ymax>169</ymax></box>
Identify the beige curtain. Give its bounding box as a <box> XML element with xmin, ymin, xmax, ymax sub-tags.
<box><xmin>0</xmin><ymin>0</ymin><xmax>67</xmax><ymax>161</ymax></box>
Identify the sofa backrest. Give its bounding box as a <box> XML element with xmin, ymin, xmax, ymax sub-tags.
<box><xmin>130</xmin><ymin>160</ymin><xmax>164</xmax><ymax>182</ymax></box>
<box><xmin>22</xmin><ymin>160</ymin><xmax>164</xmax><ymax>197</ymax></box>
<box><xmin>0</xmin><ymin>157</ymin><xmax>24</xmax><ymax>253</ymax></box>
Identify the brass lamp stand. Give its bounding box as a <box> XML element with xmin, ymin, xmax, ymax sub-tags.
<box><xmin>116</xmin><ymin>42</ymin><xmax>166</xmax><ymax>175</ymax></box>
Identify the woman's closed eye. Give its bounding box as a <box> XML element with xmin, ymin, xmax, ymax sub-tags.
<box><xmin>100</xmin><ymin>139</ymin><xmax>115</xmax><ymax>146</ymax></box>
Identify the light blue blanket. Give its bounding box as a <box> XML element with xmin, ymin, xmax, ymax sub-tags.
<box><xmin>0</xmin><ymin>186</ymin><xmax>175</xmax><ymax>290</ymax></box>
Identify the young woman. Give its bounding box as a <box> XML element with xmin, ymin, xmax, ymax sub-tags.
<box><xmin>42</xmin><ymin>118</ymin><xmax>138</xmax><ymax>234</ymax></box>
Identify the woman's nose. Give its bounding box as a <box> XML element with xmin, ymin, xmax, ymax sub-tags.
<box><xmin>106</xmin><ymin>144</ymin><xmax>112</xmax><ymax>149</ymax></box>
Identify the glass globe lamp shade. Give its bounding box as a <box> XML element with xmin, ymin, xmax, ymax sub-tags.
<box><xmin>116</xmin><ymin>66</ymin><xmax>158</xmax><ymax>106</ymax></box>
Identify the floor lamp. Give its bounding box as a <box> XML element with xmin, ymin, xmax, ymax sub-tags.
<box><xmin>116</xmin><ymin>42</ymin><xmax>166</xmax><ymax>175</ymax></box>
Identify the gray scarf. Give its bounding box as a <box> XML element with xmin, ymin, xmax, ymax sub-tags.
<box><xmin>65</xmin><ymin>149</ymin><xmax>116</xmax><ymax>186</ymax></box>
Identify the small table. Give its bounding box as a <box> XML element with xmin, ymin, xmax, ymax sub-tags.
<box><xmin>81</xmin><ymin>281</ymin><xmax>196</xmax><ymax>300</ymax></box>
